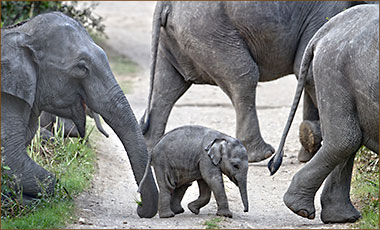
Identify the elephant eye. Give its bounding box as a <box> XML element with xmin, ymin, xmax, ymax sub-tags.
<box><xmin>233</xmin><ymin>164</ymin><xmax>240</xmax><ymax>169</ymax></box>
<box><xmin>77</xmin><ymin>62</ymin><xmax>89</xmax><ymax>73</ymax></box>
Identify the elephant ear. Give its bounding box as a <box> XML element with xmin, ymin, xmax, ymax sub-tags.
<box><xmin>205</xmin><ymin>138</ymin><xmax>226</xmax><ymax>166</ymax></box>
<box><xmin>1</xmin><ymin>32</ymin><xmax>38</xmax><ymax>108</ymax></box>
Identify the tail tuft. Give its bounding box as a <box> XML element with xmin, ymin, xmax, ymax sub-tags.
<box><xmin>267</xmin><ymin>150</ymin><xmax>283</xmax><ymax>176</ymax></box>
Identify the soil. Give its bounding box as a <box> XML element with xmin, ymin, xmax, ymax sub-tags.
<box><xmin>68</xmin><ymin>2</ymin><xmax>353</xmax><ymax>229</ymax></box>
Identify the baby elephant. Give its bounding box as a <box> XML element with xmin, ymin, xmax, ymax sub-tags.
<box><xmin>138</xmin><ymin>125</ymin><xmax>249</xmax><ymax>218</ymax></box>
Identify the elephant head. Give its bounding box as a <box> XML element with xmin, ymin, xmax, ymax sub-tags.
<box><xmin>1</xmin><ymin>12</ymin><xmax>158</xmax><ymax>217</ymax></box>
<box><xmin>206</xmin><ymin>138</ymin><xmax>249</xmax><ymax>212</ymax></box>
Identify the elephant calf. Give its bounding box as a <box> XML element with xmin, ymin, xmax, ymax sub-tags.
<box><xmin>269</xmin><ymin>4</ymin><xmax>379</xmax><ymax>224</ymax></box>
<box><xmin>139</xmin><ymin>125</ymin><xmax>249</xmax><ymax>218</ymax></box>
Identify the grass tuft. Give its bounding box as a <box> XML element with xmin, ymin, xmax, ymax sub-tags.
<box><xmin>351</xmin><ymin>146</ymin><xmax>379</xmax><ymax>229</ymax></box>
<box><xmin>204</xmin><ymin>217</ymin><xmax>223</xmax><ymax>229</ymax></box>
<box><xmin>1</xmin><ymin>119</ymin><xmax>96</xmax><ymax>229</ymax></box>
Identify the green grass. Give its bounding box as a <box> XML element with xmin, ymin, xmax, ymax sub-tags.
<box><xmin>204</xmin><ymin>217</ymin><xmax>223</xmax><ymax>229</ymax></box>
<box><xmin>351</xmin><ymin>146</ymin><xmax>379</xmax><ymax>229</ymax></box>
<box><xmin>1</xmin><ymin>120</ymin><xmax>96</xmax><ymax>229</ymax></box>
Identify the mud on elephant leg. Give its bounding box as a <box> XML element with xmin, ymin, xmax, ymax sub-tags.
<box><xmin>298</xmin><ymin>120</ymin><xmax>321</xmax><ymax>162</ymax></box>
<box><xmin>170</xmin><ymin>183</ymin><xmax>191</xmax><ymax>214</ymax></box>
<box><xmin>298</xmin><ymin>92</ymin><xmax>321</xmax><ymax>162</ymax></box>
<box><xmin>320</xmin><ymin>153</ymin><xmax>361</xmax><ymax>223</ymax></box>
<box><xmin>188</xmin><ymin>179</ymin><xmax>211</xmax><ymax>215</ymax></box>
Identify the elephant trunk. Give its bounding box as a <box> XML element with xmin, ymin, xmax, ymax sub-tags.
<box><xmin>93</xmin><ymin>89</ymin><xmax>158</xmax><ymax>218</ymax></box>
<box><xmin>238</xmin><ymin>180</ymin><xmax>249</xmax><ymax>212</ymax></box>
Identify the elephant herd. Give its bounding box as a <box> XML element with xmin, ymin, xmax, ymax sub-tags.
<box><xmin>1</xmin><ymin>1</ymin><xmax>378</xmax><ymax>224</ymax></box>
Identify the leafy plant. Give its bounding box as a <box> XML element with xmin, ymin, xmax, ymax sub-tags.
<box><xmin>1</xmin><ymin>119</ymin><xmax>96</xmax><ymax>229</ymax></box>
<box><xmin>1</xmin><ymin>1</ymin><xmax>105</xmax><ymax>37</ymax></box>
<box><xmin>204</xmin><ymin>217</ymin><xmax>223</xmax><ymax>229</ymax></box>
<box><xmin>351</xmin><ymin>146</ymin><xmax>379</xmax><ymax>229</ymax></box>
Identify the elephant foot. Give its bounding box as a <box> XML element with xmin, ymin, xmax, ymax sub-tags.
<box><xmin>298</xmin><ymin>120</ymin><xmax>321</xmax><ymax>162</ymax></box>
<box><xmin>216</xmin><ymin>209</ymin><xmax>233</xmax><ymax>218</ymax></box>
<box><xmin>188</xmin><ymin>202</ymin><xmax>200</xmax><ymax>215</ymax></box>
<box><xmin>321</xmin><ymin>200</ymin><xmax>361</xmax><ymax>223</ymax></box>
<box><xmin>297</xmin><ymin>147</ymin><xmax>315</xmax><ymax>163</ymax></box>
<box><xmin>247</xmin><ymin>142</ymin><xmax>275</xmax><ymax>162</ymax></box>
<box><xmin>171</xmin><ymin>205</ymin><xmax>185</xmax><ymax>215</ymax></box>
<box><xmin>159</xmin><ymin>209</ymin><xmax>175</xmax><ymax>218</ymax></box>
<box><xmin>283</xmin><ymin>188</ymin><xmax>315</xmax><ymax>220</ymax></box>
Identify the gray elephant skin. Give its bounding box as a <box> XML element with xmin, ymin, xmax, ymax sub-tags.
<box><xmin>138</xmin><ymin>125</ymin><xmax>249</xmax><ymax>218</ymax></box>
<box><xmin>39</xmin><ymin>107</ymin><xmax>109</xmax><ymax>141</ymax></box>
<box><xmin>1</xmin><ymin>12</ymin><xmax>158</xmax><ymax>218</ymax></box>
<box><xmin>268</xmin><ymin>5</ymin><xmax>379</xmax><ymax>223</ymax></box>
<box><xmin>140</xmin><ymin>1</ymin><xmax>367</xmax><ymax>163</ymax></box>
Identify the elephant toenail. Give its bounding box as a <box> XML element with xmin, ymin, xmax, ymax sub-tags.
<box><xmin>297</xmin><ymin>209</ymin><xmax>308</xmax><ymax>218</ymax></box>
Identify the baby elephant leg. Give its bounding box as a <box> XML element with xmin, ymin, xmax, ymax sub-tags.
<box><xmin>154</xmin><ymin>167</ymin><xmax>175</xmax><ymax>218</ymax></box>
<box><xmin>171</xmin><ymin>183</ymin><xmax>192</xmax><ymax>214</ymax></box>
<box><xmin>188</xmin><ymin>180</ymin><xmax>211</xmax><ymax>214</ymax></box>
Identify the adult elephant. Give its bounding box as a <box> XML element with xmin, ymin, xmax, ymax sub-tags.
<box><xmin>268</xmin><ymin>4</ymin><xmax>379</xmax><ymax>223</ymax></box>
<box><xmin>140</xmin><ymin>1</ymin><xmax>366</xmax><ymax>163</ymax></box>
<box><xmin>1</xmin><ymin>12</ymin><xmax>158</xmax><ymax>218</ymax></box>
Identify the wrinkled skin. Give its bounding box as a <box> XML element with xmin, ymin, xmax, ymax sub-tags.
<box><xmin>39</xmin><ymin>108</ymin><xmax>109</xmax><ymax>141</ymax></box>
<box><xmin>140</xmin><ymin>1</ymin><xmax>366</xmax><ymax>163</ymax></box>
<box><xmin>1</xmin><ymin>12</ymin><xmax>158</xmax><ymax>218</ymax></box>
<box><xmin>268</xmin><ymin>5</ymin><xmax>379</xmax><ymax>223</ymax></box>
<box><xmin>138</xmin><ymin>126</ymin><xmax>249</xmax><ymax>218</ymax></box>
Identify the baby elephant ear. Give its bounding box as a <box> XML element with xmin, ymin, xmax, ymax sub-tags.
<box><xmin>1</xmin><ymin>32</ymin><xmax>38</xmax><ymax>108</ymax></box>
<box><xmin>205</xmin><ymin>139</ymin><xmax>226</xmax><ymax>166</ymax></box>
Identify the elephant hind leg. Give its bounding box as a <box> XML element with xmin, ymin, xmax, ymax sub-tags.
<box><xmin>188</xmin><ymin>179</ymin><xmax>211</xmax><ymax>215</ymax></box>
<box><xmin>143</xmin><ymin>55</ymin><xmax>191</xmax><ymax>151</ymax></box>
<box><xmin>320</xmin><ymin>153</ymin><xmax>361</xmax><ymax>223</ymax></box>
<box><xmin>284</xmin><ymin>76</ymin><xmax>362</xmax><ymax>220</ymax></box>
<box><xmin>171</xmin><ymin>183</ymin><xmax>191</xmax><ymax>214</ymax></box>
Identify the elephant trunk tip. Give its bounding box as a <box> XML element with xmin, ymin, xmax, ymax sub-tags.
<box><xmin>244</xmin><ymin>207</ymin><xmax>248</xmax><ymax>212</ymax></box>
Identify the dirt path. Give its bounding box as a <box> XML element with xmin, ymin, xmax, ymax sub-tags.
<box><xmin>68</xmin><ymin>2</ymin><xmax>352</xmax><ymax>229</ymax></box>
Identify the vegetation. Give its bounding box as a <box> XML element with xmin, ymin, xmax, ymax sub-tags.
<box><xmin>351</xmin><ymin>146</ymin><xmax>379</xmax><ymax>229</ymax></box>
<box><xmin>204</xmin><ymin>217</ymin><xmax>223</xmax><ymax>229</ymax></box>
<box><xmin>1</xmin><ymin>1</ymin><xmax>105</xmax><ymax>37</ymax></box>
<box><xmin>1</xmin><ymin>121</ymin><xmax>96</xmax><ymax>229</ymax></box>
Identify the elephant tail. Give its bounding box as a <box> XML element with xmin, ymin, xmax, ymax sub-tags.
<box><xmin>137</xmin><ymin>151</ymin><xmax>153</xmax><ymax>193</ymax></box>
<box><xmin>140</xmin><ymin>2</ymin><xmax>170</xmax><ymax>134</ymax></box>
<box><xmin>268</xmin><ymin>42</ymin><xmax>315</xmax><ymax>176</ymax></box>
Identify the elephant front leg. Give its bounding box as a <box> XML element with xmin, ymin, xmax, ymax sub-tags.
<box><xmin>1</xmin><ymin>94</ymin><xmax>55</xmax><ymax>199</ymax></box>
<box><xmin>170</xmin><ymin>183</ymin><xmax>191</xmax><ymax>214</ymax></box>
<box><xmin>141</xmin><ymin>55</ymin><xmax>191</xmax><ymax>151</ymax></box>
<box><xmin>201</xmin><ymin>169</ymin><xmax>232</xmax><ymax>218</ymax></box>
<box><xmin>188</xmin><ymin>179</ymin><xmax>211</xmax><ymax>214</ymax></box>
<box><xmin>320</xmin><ymin>153</ymin><xmax>361</xmax><ymax>223</ymax></box>
<box><xmin>153</xmin><ymin>166</ymin><xmax>175</xmax><ymax>218</ymax></box>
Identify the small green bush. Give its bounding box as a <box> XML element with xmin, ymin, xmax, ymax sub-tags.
<box><xmin>1</xmin><ymin>1</ymin><xmax>105</xmax><ymax>37</ymax></box>
<box><xmin>351</xmin><ymin>146</ymin><xmax>379</xmax><ymax>229</ymax></box>
<box><xmin>1</xmin><ymin>120</ymin><xmax>96</xmax><ymax>229</ymax></box>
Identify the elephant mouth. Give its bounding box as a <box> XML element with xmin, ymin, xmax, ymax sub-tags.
<box><xmin>70</xmin><ymin>98</ymin><xmax>87</xmax><ymax>138</ymax></box>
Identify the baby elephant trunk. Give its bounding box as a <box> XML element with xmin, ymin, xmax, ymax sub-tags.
<box><xmin>238</xmin><ymin>180</ymin><xmax>249</xmax><ymax>212</ymax></box>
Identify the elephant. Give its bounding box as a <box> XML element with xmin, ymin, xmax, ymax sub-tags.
<box><xmin>139</xmin><ymin>1</ymin><xmax>368</xmax><ymax>163</ymax></box>
<box><xmin>138</xmin><ymin>125</ymin><xmax>249</xmax><ymax>218</ymax></box>
<box><xmin>268</xmin><ymin>4</ymin><xmax>379</xmax><ymax>223</ymax></box>
<box><xmin>39</xmin><ymin>107</ymin><xmax>109</xmax><ymax>141</ymax></box>
<box><xmin>1</xmin><ymin>12</ymin><xmax>158</xmax><ymax>218</ymax></box>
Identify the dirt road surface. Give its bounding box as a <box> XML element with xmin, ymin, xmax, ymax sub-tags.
<box><xmin>68</xmin><ymin>2</ymin><xmax>352</xmax><ymax>229</ymax></box>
